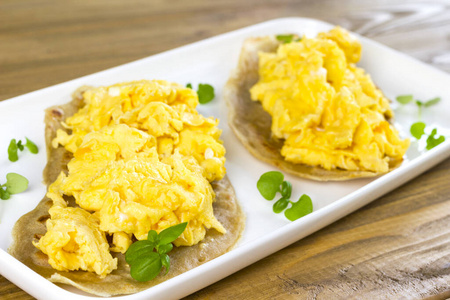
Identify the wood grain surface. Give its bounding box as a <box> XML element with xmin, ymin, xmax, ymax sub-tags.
<box><xmin>1</xmin><ymin>0</ymin><xmax>450</xmax><ymax>299</ymax></box>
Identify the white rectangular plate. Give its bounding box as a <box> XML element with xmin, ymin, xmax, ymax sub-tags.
<box><xmin>1</xmin><ymin>18</ymin><xmax>450</xmax><ymax>300</ymax></box>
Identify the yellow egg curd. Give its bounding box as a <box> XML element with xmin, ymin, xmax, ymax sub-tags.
<box><xmin>250</xmin><ymin>27</ymin><xmax>409</xmax><ymax>173</ymax></box>
<box><xmin>36</xmin><ymin>80</ymin><xmax>228</xmax><ymax>277</ymax></box>
<box><xmin>53</xmin><ymin>80</ymin><xmax>225</xmax><ymax>182</ymax></box>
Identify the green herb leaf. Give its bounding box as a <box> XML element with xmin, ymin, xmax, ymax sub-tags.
<box><xmin>410</xmin><ymin>122</ymin><xmax>426</xmax><ymax>139</ymax></box>
<box><xmin>424</xmin><ymin>97</ymin><xmax>441</xmax><ymax>107</ymax></box>
<box><xmin>158</xmin><ymin>222</ymin><xmax>187</xmax><ymax>245</ymax></box>
<box><xmin>284</xmin><ymin>194</ymin><xmax>313</xmax><ymax>221</ymax></box>
<box><xmin>125</xmin><ymin>222</ymin><xmax>187</xmax><ymax>282</ymax></box>
<box><xmin>276</xmin><ymin>34</ymin><xmax>301</xmax><ymax>44</ymax></box>
<box><xmin>129</xmin><ymin>251</ymin><xmax>162</xmax><ymax>282</ymax></box>
<box><xmin>396</xmin><ymin>95</ymin><xmax>414</xmax><ymax>104</ymax></box>
<box><xmin>426</xmin><ymin>128</ymin><xmax>446</xmax><ymax>150</ymax></box>
<box><xmin>273</xmin><ymin>197</ymin><xmax>289</xmax><ymax>213</ymax></box>
<box><xmin>160</xmin><ymin>253</ymin><xmax>170</xmax><ymax>274</ymax></box>
<box><xmin>147</xmin><ymin>230</ymin><xmax>158</xmax><ymax>244</ymax></box>
<box><xmin>257</xmin><ymin>171</ymin><xmax>284</xmax><ymax>200</ymax></box>
<box><xmin>25</xmin><ymin>137</ymin><xmax>38</xmax><ymax>154</ymax></box>
<box><xmin>186</xmin><ymin>83</ymin><xmax>193</xmax><ymax>89</ymax></box>
<box><xmin>16</xmin><ymin>140</ymin><xmax>24</xmax><ymax>151</ymax></box>
<box><xmin>157</xmin><ymin>243</ymin><xmax>173</xmax><ymax>255</ymax></box>
<box><xmin>0</xmin><ymin>188</ymin><xmax>11</xmax><ymax>200</ymax></box>
<box><xmin>4</xmin><ymin>173</ymin><xmax>29</xmax><ymax>194</ymax></box>
<box><xmin>125</xmin><ymin>240</ymin><xmax>157</xmax><ymax>265</ymax></box>
<box><xmin>197</xmin><ymin>84</ymin><xmax>215</xmax><ymax>104</ymax></box>
<box><xmin>8</xmin><ymin>139</ymin><xmax>19</xmax><ymax>162</ymax></box>
<box><xmin>280</xmin><ymin>181</ymin><xmax>292</xmax><ymax>198</ymax></box>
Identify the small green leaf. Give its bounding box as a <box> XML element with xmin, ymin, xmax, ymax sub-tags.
<box><xmin>147</xmin><ymin>230</ymin><xmax>158</xmax><ymax>244</ymax></box>
<box><xmin>0</xmin><ymin>188</ymin><xmax>11</xmax><ymax>200</ymax></box>
<box><xmin>160</xmin><ymin>253</ymin><xmax>170</xmax><ymax>274</ymax></box>
<box><xmin>284</xmin><ymin>194</ymin><xmax>313</xmax><ymax>221</ymax></box>
<box><xmin>396</xmin><ymin>95</ymin><xmax>413</xmax><ymax>104</ymax></box>
<box><xmin>125</xmin><ymin>240</ymin><xmax>157</xmax><ymax>265</ymax></box>
<box><xmin>5</xmin><ymin>173</ymin><xmax>29</xmax><ymax>194</ymax></box>
<box><xmin>280</xmin><ymin>181</ymin><xmax>292</xmax><ymax>198</ymax></box>
<box><xmin>129</xmin><ymin>252</ymin><xmax>162</xmax><ymax>282</ymax></box>
<box><xmin>157</xmin><ymin>243</ymin><xmax>173</xmax><ymax>255</ymax></box>
<box><xmin>8</xmin><ymin>139</ymin><xmax>19</xmax><ymax>162</ymax></box>
<box><xmin>273</xmin><ymin>197</ymin><xmax>289</xmax><ymax>214</ymax></box>
<box><xmin>25</xmin><ymin>137</ymin><xmax>38</xmax><ymax>154</ymax></box>
<box><xmin>158</xmin><ymin>222</ymin><xmax>187</xmax><ymax>245</ymax></box>
<box><xmin>186</xmin><ymin>83</ymin><xmax>193</xmax><ymax>89</ymax></box>
<box><xmin>16</xmin><ymin>140</ymin><xmax>24</xmax><ymax>151</ymax></box>
<box><xmin>415</xmin><ymin>100</ymin><xmax>423</xmax><ymax>107</ymax></box>
<box><xmin>257</xmin><ymin>171</ymin><xmax>284</xmax><ymax>200</ymax></box>
<box><xmin>410</xmin><ymin>122</ymin><xmax>426</xmax><ymax>139</ymax></box>
<box><xmin>197</xmin><ymin>84</ymin><xmax>215</xmax><ymax>104</ymax></box>
<box><xmin>276</xmin><ymin>34</ymin><xmax>301</xmax><ymax>44</ymax></box>
<box><xmin>426</xmin><ymin>128</ymin><xmax>445</xmax><ymax>150</ymax></box>
<box><xmin>424</xmin><ymin>97</ymin><xmax>441</xmax><ymax>107</ymax></box>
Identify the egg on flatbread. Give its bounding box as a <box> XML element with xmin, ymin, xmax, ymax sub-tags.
<box><xmin>224</xmin><ymin>27</ymin><xmax>409</xmax><ymax>181</ymax></box>
<box><xmin>9</xmin><ymin>81</ymin><xmax>244</xmax><ymax>296</ymax></box>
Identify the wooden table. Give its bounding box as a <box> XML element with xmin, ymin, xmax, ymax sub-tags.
<box><xmin>1</xmin><ymin>0</ymin><xmax>450</xmax><ymax>299</ymax></box>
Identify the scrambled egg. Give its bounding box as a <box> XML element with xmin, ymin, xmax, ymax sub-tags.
<box><xmin>53</xmin><ymin>80</ymin><xmax>225</xmax><ymax>182</ymax></box>
<box><xmin>250</xmin><ymin>27</ymin><xmax>409</xmax><ymax>173</ymax></box>
<box><xmin>36</xmin><ymin>80</ymin><xmax>227</xmax><ymax>277</ymax></box>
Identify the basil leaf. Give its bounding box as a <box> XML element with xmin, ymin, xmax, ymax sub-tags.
<box><xmin>157</xmin><ymin>243</ymin><xmax>173</xmax><ymax>255</ymax></box>
<box><xmin>257</xmin><ymin>171</ymin><xmax>284</xmax><ymax>200</ymax></box>
<box><xmin>280</xmin><ymin>181</ymin><xmax>292</xmax><ymax>198</ymax></box>
<box><xmin>5</xmin><ymin>173</ymin><xmax>29</xmax><ymax>194</ymax></box>
<box><xmin>129</xmin><ymin>252</ymin><xmax>162</xmax><ymax>282</ymax></box>
<box><xmin>424</xmin><ymin>97</ymin><xmax>441</xmax><ymax>107</ymax></box>
<box><xmin>284</xmin><ymin>194</ymin><xmax>313</xmax><ymax>221</ymax></box>
<box><xmin>160</xmin><ymin>253</ymin><xmax>170</xmax><ymax>274</ymax></box>
<box><xmin>396</xmin><ymin>95</ymin><xmax>413</xmax><ymax>104</ymax></box>
<box><xmin>273</xmin><ymin>197</ymin><xmax>289</xmax><ymax>214</ymax></box>
<box><xmin>125</xmin><ymin>240</ymin><xmax>157</xmax><ymax>265</ymax></box>
<box><xmin>410</xmin><ymin>122</ymin><xmax>426</xmax><ymax>139</ymax></box>
<box><xmin>426</xmin><ymin>128</ymin><xmax>445</xmax><ymax>150</ymax></box>
<box><xmin>0</xmin><ymin>188</ymin><xmax>11</xmax><ymax>200</ymax></box>
<box><xmin>197</xmin><ymin>84</ymin><xmax>215</xmax><ymax>104</ymax></box>
<box><xmin>8</xmin><ymin>139</ymin><xmax>19</xmax><ymax>162</ymax></box>
<box><xmin>158</xmin><ymin>222</ymin><xmax>187</xmax><ymax>245</ymax></box>
<box><xmin>147</xmin><ymin>230</ymin><xmax>158</xmax><ymax>244</ymax></box>
<box><xmin>186</xmin><ymin>83</ymin><xmax>193</xmax><ymax>89</ymax></box>
<box><xmin>25</xmin><ymin>137</ymin><xmax>39</xmax><ymax>154</ymax></box>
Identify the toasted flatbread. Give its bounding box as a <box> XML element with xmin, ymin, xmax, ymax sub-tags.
<box><xmin>223</xmin><ymin>37</ymin><xmax>403</xmax><ymax>181</ymax></box>
<box><xmin>9</xmin><ymin>87</ymin><xmax>245</xmax><ymax>297</ymax></box>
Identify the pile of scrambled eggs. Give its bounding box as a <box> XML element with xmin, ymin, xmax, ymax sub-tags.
<box><xmin>250</xmin><ymin>27</ymin><xmax>409</xmax><ymax>173</ymax></box>
<box><xmin>34</xmin><ymin>80</ymin><xmax>226</xmax><ymax>277</ymax></box>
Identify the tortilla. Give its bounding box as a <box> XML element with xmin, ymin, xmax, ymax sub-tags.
<box><xmin>9</xmin><ymin>87</ymin><xmax>245</xmax><ymax>297</ymax></box>
<box><xmin>223</xmin><ymin>36</ymin><xmax>403</xmax><ymax>181</ymax></box>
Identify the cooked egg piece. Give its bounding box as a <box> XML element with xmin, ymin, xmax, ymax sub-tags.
<box><xmin>48</xmin><ymin>124</ymin><xmax>225</xmax><ymax>253</ymax></box>
<box><xmin>250</xmin><ymin>27</ymin><xmax>409</xmax><ymax>173</ymax></box>
<box><xmin>33</xmin><ymin>205</ymin><xmax>118</xmax><ymax>277</ymax></box>
<box><xmin>52</xmin><ymin>80</ymin><xmax>226</xmax><ymax>182</ymax></box>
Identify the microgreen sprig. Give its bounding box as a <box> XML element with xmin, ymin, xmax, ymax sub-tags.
<box><xmin>8</xmin><ymin>137</ymin><xmax>38</xmax><ymax>162</ymax></box>
<box><xmin>0</xmin><ymin>173</ymin><xmax>29</xmax><ymax>200</ymax></box>
<box><xmin>410</xmin><ymin>122</ymin><xmax>445</xmax><ymax>150</ymax></box>
<box><xmin>186</xmin><ymin>83</ymin><xmax>215</xmax><ymax>104</ymax></box>
<box><xmin>396</xmin><ymin>95</ymin><xmax>440</xmax><ymax>118</ymax></box>
<box><xmin>276</xmin><ymin>34</ymin><xmax>302</xmax><ymax>44</ymax></box>
<box><xmin>125</xmin><ymin>222</ymin><xmax>187</xmax><ymax>282</ymax></box>
<box><xmin>257</xmin><ymin>171</ymin><xmax>313</xmax><ymax>221</ymax></box>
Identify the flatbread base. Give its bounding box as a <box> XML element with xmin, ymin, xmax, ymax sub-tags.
<box><xmin>9</xmin><ymin>87</ymin><xmax>245</xmax><ymax>297</ymax></box>
<box><xmin>223</xmin><ymin>37</ymin><xmax>402</xmax><ymax>181</ymax></box>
